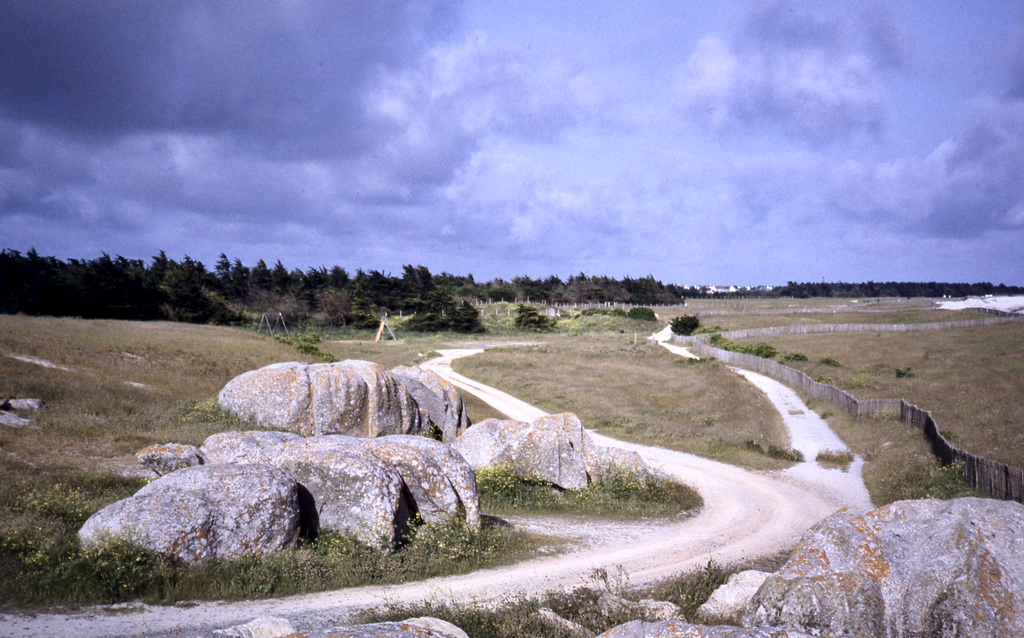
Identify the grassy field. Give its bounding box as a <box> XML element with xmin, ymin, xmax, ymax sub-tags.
<box><xmin>453</xmin><ymin>333</ymin><xmax>795</xmax><ymax>470</ymax></box>
<box><xmin>730</xmin><ymin>320</ymin><xmax>1024</xmax><ymax>470</ymax></box>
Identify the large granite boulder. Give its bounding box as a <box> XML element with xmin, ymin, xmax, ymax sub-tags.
<box><xmin>743</xmin><ymin>497</ymin><xmax>1024</xmax><ymax>638</ymax></box>
<box><xmin>391</xmin><ymin>365</ymin><xmax>470</xmax><ymax>442</ymax></box>
<box><xmin>79</xmin><ymin>464</ymin><xmax>304</xmax><ymax>563</ymax></box>
<box><xmin>595</xmin><ymin>620</ymin><xmax>814</xmax><ymax>637</ymax></box>
<box><xmin>202</xmin><ymin>432</ymin><xmax>410</xmax><ymax>547</ymax></box>
<box><xmin>201</xmin><ymin>431</ymin><xmax>480</xmax><ymax>544</ymax></box>
<box><xmin>218</xmin><ymin>360</ymin><xmax>425</xmax><ymax>437</ymax></box>
<box><xmin>360</xmin><ymin>435</ymin><xmax>480</xmax><ymax>527</ymax></box>
<box><xmin>453</xmin><ymin>412</ymin><xmax>648</xmax><ymax>490</ymax></box>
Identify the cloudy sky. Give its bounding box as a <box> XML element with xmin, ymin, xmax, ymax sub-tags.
<box><xmin>2</xmin><ymin>1</ymin><xmax>1023</xmax><ymax>285</ymax></box>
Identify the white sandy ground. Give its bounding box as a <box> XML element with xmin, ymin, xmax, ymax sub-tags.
<box><xmin>0</xmin><ymin>348</ymin><xmax>870</xmax><ymax>638</ymax></box>
<box><xmin>936</xmin><ymin>295</ymin><xmax>1024</xmax><ymax>314</ymax></box>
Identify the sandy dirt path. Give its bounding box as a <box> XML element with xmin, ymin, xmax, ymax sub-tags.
<box><xmin>0</xmin><ymin>348</ymin><xmax>870</xmax><ymax>638</ymax></box>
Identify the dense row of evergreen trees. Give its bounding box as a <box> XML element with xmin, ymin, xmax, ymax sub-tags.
<box><xmin>2</xmin><ymin>249</ymin><xmax>1019</xmax><ymax>329</ymax></box>
<box><xmin>778</xmin><ymin>280</ymin><xmax>1024</xmax><ymax>299</ymax></box>
<box><xmin>0</xmin><ymin>250</ymin><xmax>685</xmax><ymax>330</ymax></box>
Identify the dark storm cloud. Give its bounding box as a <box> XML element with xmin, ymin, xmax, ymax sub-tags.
<box><xmin>0</xmin><ymin>0</ymin><xmax>459</xmax><ymax>155</ymax></box>
<box><xmin>926</xmin><ymin>100</ymin><xmax>1024</xmax><ymax>237</ymax></box>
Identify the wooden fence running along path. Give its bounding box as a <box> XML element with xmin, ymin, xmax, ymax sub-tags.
<box><xmin>667</xmin><ymin>314</ymin><xmax>1024</xmax><ymax>504</ymax></box>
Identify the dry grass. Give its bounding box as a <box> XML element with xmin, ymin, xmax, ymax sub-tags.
<box><xmin>801</xmin><ymin>397</ymin><xmax>982</xmax><ymax>505</ymax></box>
<box><xmin>742</xmin><ymin>321</ymin><xmax>1024</xmax><ymax>469</ymax></box>
<box><xmin>453</xmin><ymin>334</ymin><xmax>794</xmax><ymax>470</ymax></box>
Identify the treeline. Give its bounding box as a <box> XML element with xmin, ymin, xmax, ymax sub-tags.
<box><xmin>778</xmin><ymin>281</ymin><xmax>1024</xmax><ymax>299</ymax></box>
<box><xmin>0</xmin><ymin>250</ymin><xmax>683</xmax><ymax>329</ymax></box>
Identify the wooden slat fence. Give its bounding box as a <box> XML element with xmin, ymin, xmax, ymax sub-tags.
<box><xmin>668</xmin><ymin>314</ymin><xmax>1024</xmax><ymax>503</ymax></box>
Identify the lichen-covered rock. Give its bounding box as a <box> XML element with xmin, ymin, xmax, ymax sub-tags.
<box><xmin>199</xmin><ymin>430</ymin><xmax>479</xmax><ymax>544</ymax></box>
<box><xmin>391</xmin><ymin>365</ymin><xmax>470</xmax><ymax>442</ymax></box>
<box><xmin>218</xmin><ymin>360</ymin><xmax>424</xmax><ymax>437</ymax></box>
<box><xmin>595</xmin><ymin>619</ymin><xmax>814</xmax><ymax>637</ymax></box>
<box><xmin>273</xmin><ymin>436</ymin><xmax>410</xmax><ymax>547</ymax></box>
<box><xmin>698</xmin><ymin>571</ymin><xmax>770</xmax><ymax>623</ymax></box>
<box><xmin>200</xmin><ymin>430</ymin><xmax>303</xmax><ymax>465</ymax></box>
<box><xmin>360</xmin><ymin>435</ymin><xmax>480</xmax><ymax>527</ymax></box>
<box><xmin>78</xmin><ymin>464</ymin><xmax>303</xmax><ymax>563</ymax></box>
<box><xmin>509</xmin><ymin>419</ymin><xmax>590</xmax><ymax>489</ymax></box>
<box><xmin>453</xmin><ymin>412</ymin><xmax>649</xmax><ymax>490</ymax></box>
<box><xmin>135</xmin><ymin>443</ymin><xmax>203</xmax><ymax>476</ymax></box>
<box><xmin>450</xmin><ymin>417</ymin><xmax>527</xmax><ymax>468</ymax></box>
<box><xmin>743</xmin><ymin>497</ymin><xmax>1024</xmax><ymax>638</ymax></box>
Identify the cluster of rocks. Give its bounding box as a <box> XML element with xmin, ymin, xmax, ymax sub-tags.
<box><xmin>454</xmin><ymin>412</ymin><xmax>648</xmax><ymax>489</ymax></box>
<box><xmin>81</xmin><ymin>430</ymin><xmax>479</xmax><ymax>562</ymax></box>
<box><xmin>0</xmin><ymin>397</ymin><xmax>43</xmax><ymax>428</ymax></box>
<box><xmin>81</xmin><ymin>359</ymin><xmax>650</xmax><ymax>564</ymax></box>
<box><xmin>79</xmin><ymin>360</ymin><xmax>480</xmax><ymax>563</ymax></box>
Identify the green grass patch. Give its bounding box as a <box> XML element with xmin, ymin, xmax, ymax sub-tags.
<box><xmin>477</xmin><ymin>464</ymin><xmax>701</xmax><ymax>518</ymax></box>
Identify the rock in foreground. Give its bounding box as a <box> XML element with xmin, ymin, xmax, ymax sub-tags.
<box><xmin>743</xmin><ymin>497</ymin><xmax>1024</xmax><ymax>638</ymax></box>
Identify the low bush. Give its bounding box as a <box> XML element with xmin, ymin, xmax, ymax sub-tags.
<box><xmin>275</xmin><ymin>331</ymin><xmax>338</xmax><ymax>362</ymax></box>
<box><xmin>783</xmin><ymin>352</ymin><xmax>808</xmax><ymax>362</ymax></box>
<box><xmin>626</xmin><ymin>307</ymin><xmax>657</xmax><ymax>321</ymax></box>
<box><xmin>514</xmin><ymin>305</ymin><xmax>558</xmax><ymax>332</ymax></box>
<box><xmin>670</xmin><ymin>315</ymin><xmax>700</xmax><ymax>336</ymax></box>
<box><xmin>818</xmin><ymin>356</ymin><xmax>842</xmax><ymax>367</ymax></box>
<box><xmin>708</xmin><ymin>334</ymin><xmax>778</xmax><ymax>359</ymax></box>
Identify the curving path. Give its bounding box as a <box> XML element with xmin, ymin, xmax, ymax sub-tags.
<box><xmin>0</xmin><ymin>348</ymin><xmax>871</xmax><ymax>638</ymax></box>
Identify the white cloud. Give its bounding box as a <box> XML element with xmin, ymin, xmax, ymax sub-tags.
<box><xmin>675</xmin><ymin>2</ymin><xmax>892</xmax><ymax>144</ymax></box>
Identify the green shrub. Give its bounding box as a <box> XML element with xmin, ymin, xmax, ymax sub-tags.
<box><xmin>670</xmin><ymin>315</ymin><xmax>700</xmax><ymax>336</ymax></box>
<box><xmin>895</xmin><ymin>367</ymin><xmax>915</xmax><ymax>378</ymax></box>
<box><xmin>626</xmin><ymin>307</ymin><xmax>657</xmax><ymax>321</ymax></box>
<box><xmin>783</xmin><ymin>352</ymin><xmax>808</xmax><ymax>362</ymax></box>
<box><xmin>275</xmin><ymin>331</ymin><xmax>338</xmax><ymax>362</ymax></box>
<box><xmin>819</xmin><ymin>356</ymin><xmax>841</xmax><ymax>367</ymax></box>
<box><xmin>514</xmin><ymin>305</ymin><xmax>558</xmax><ymax>332</ymax></box>
<box><xmin>708</xmin><ymin>334</ymin><xmax>777</xmax><ymax>359</ymax></box>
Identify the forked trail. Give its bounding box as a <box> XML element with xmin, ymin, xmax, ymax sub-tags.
<box><xmin>0</xmin><ymin>347</ymin><xmax>871</xmax><ymax>638</ymax></box>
